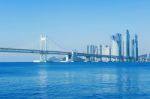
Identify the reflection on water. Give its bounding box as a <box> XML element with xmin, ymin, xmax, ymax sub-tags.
<box><xmin>38</xmin><ymin>67</ymin><xmax>48</xmax><ymax>99</ymax></box>
<box><xmin>116</xmin><ymin>67</ymin><xmax>139</xmax><ymax>98</ymax></box>
<box><xmin>38</xmin><ymin>69</ymin><xmax>48</xmax><ymax>87</ymax></box>
<box><xmin>0</xmin><ymin>62</ymin><xmax>150</xmax><ymax>99</ymax></box>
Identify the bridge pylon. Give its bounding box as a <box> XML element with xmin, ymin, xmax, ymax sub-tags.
<box><xmin>40</xmin><ymin>35</ymin><xmax>47</xmax><ymax>62</ymax></box>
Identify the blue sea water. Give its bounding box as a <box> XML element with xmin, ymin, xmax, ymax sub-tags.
<box><xmin>0</xmin><ymin>62</ymin><xmax>150</xmax><ymax>99</ymax></box>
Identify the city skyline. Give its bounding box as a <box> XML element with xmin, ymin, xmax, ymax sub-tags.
<box><xmin>86</xmin><ymin>29</ymin><xmax>139</xmax><ymax>62</ymax></box>
<box><xmin>0</xmin><ymin>0</ymin><xmax>150</xmax><ymax>61</ymax></box>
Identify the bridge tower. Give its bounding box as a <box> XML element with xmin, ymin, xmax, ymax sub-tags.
<box><xmin>40</xmin><ymin>35</ymin><xmax>47</xmax><ymax>62</ymax></box>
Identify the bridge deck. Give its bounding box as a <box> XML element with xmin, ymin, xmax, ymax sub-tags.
<box><xmin>0</xmin><ymin>48</ymin><xmax>71</xmax><ymax>55</ymax></box>
<box><xmin>0</xmin><ymin>47</ymin><xmax>134</xmax><ymax>59</ymax></box>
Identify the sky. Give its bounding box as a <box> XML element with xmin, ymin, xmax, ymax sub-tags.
<box><xmin>0</xmin><ymin>0</ymin><xmax>150</xmax><ymax>61</ymax></box>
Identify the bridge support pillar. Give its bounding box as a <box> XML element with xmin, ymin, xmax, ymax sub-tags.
<box><xmin>65</xmin><ymin>51</ymin><xmax>77</xmax><ymax>62</ymax></box>
<box><xmin>40</xmin><ymin>53</ymin><xmax>47</xmax><ymax>62</ymax></box>
<box><xmin>65</xmin><ymin>55</ymin><xmax>71</xmax><ymax>62</ymax></box>
<box><xmin>71</xmin><ymin>51</ymin><xmax>77</xmax><ymax>62</ymax></box>
<box><xmin>85</xmin><ymin>56</ymin><xmax>90</xmax><ymax>62</ymax></box>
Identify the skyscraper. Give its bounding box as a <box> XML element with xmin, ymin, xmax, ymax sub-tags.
<box><xmin>111</xmin><ymin>35</ymin><xmax>119</xmax><ymax>56</ymax></box>
<box><xmin>135</xmin><ymin>34</ymin><xmax>139</xmax><ymax>61</ymax></box>
<box><xmin>117</xmin><ymin>33</ymin><xmax>122</xmax><ymax>59</ymax></box>
<box><xmin>111</xmin><ymin>33</ymin><xmax>122</xmax><ymax>59</ymax></box>
<box><xmin>131</xmin><ymin>35</ymin><xmax>139</xmax><ymax>61</ymax></box>
<box><xmin>131</xmin><ymin>39</ymin><xmax>135</xmax><ymax>59</ymax></box>
<box><xmin>123</xmin><ymin>30</ymin><xmax>130</xmax><ymax>58</ymax></box>
<box><xmin>87</xmin><ymin>45</ymin><xmax>90</xmax><ymax>54</ymax></box>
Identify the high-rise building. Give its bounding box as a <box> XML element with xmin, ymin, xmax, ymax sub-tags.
<box><xmin>111</xmin><ymin>33</ymin><xmax>122</xmax><ymax>59</ymax></box>
<box><xmin>135</xmin><ymin>34</ymin><xmax>139</xmax><ymax>61</ymax></box>
<box><xmin>102</xmin><ymin>45</ymin><xmax>110</xmax><ymax>62</ymax></box>
<box><xmin>111</xmin><ymin>35</ymin><xmax>119</xmax><ymax>56</ymax></box>
<box><xmin>99</xmin><ymin>45</ymin><xmax>102</xmax><ymax>61</ymax></box>
<box><xmin>131</xmin><ymin>35</ymin><xmax>139</xmax><ymax>61</ymax></box>
<box><xmin>117</xmin><ymin>33</ymin><xmax>122</xmax><ymax>58</ymax></box>
<box><xmin>87</xmin><ymin>45</ymin><xmax>99</xmax><ymax>61</ymax></box>
<box><xmin>123</xmin><ymin>30</ymin><xmax>130</xmax><ymax>58</ymax></box>
<box><xmin>87</xmin><ymin>45</ymin><xmax>90</xmax><ymax>54</ymax></box>
<box><xmin>131</xmin><ymin>39</ymin><xmax>135</xmax><ymax>59</ymax></box>
<box><xmin>99</xmin><ymin>45</ymin><xmax>102</xmax><ymax>56</ymax></box>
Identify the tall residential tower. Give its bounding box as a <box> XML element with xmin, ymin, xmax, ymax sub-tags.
<box><xmin>135</xmin><ymin>34</ymin><xmax>139</xmax><ymax>61</ymax></box>
<box><xmin>123</xmin><ymin>30</ymin><xmax>130</xmax><ymax>58</ymax></box>
<box><xmin>131</xmin><ymin>34</ymin><xmax>139</xmax><ymax>61</ymax></box>
<box><xmin>111</xmin><ymin>33</ymin><xmax>122</xmax><ymax>60</ymax></box>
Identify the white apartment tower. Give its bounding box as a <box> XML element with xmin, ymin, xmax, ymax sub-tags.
<box><xmin>111</xmin><ymin>33</ymin><xmax>122</xmax><ymax>57</ymax></box>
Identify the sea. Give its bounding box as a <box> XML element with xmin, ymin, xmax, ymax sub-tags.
<box><xmin>0</xmin><ymin>62</ymin><xmax>150</xmax><ymax>99</ymax></box>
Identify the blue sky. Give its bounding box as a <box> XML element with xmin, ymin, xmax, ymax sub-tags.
<box><xmin>0</xmin><ymin>0</ymin><xmax>150</xmax><ymax>61</ymax></box>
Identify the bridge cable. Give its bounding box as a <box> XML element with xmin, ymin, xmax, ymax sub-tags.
<box><xmin>46</xmin><ymin>37</ymin><xmax>70</xmax><ymax>52</ymax></box>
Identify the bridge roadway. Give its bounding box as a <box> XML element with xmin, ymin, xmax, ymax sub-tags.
<box><xmin>0</xmin><ymin>47</ymin><xmax>131</xmax><ymax>60</ymax></box>
<box><xmin>0</xmin><ymin>47</ymin><xmax>71</xmax><ymax>55</ymax></box>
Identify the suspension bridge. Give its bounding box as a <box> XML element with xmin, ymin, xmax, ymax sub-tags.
<box><xmin>0</xmin><ymin>35</ymin><xmax>134</xmax><ymax>62</ymax></box>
